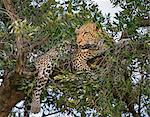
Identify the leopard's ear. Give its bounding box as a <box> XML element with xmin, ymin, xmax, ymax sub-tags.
<box><xmin>98</xmin><ymin>28</ymin><xmax>103</xmax><ymax>33</ymax></box>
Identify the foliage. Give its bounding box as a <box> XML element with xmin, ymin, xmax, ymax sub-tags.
<box><xmin>110</xmin><ymin>0</ymin><xmax>149</xmax><ymax>34</ymax></box>
<box><xmin>0</xmin><ymin>0</ymin><xmax>149</xmax><ymax>117</ymax></box>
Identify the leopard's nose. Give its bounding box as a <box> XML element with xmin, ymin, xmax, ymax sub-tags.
<box><xmin>84</xmin><ymin>44</ymin><xmax>92</xmax><ymax>49</ymax></box>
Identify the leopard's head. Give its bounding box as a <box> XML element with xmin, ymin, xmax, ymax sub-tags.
<box><xmin>75</xmin><ymin>22</ymin><xmax>103</xmax><ymax>49</ymax></box>
<box><xmin>76</xmin><ymin>22</ymin><xmax>113</xmax><ymax>51</ymax></box>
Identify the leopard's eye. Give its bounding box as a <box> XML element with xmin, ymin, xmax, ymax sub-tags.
<box><xmin>80</xmin><ymin>44</ymin><xmax>94</xmax><ymax>49</ymax></box>
<box><xmin>83</xmin><ymin>32</ymin><xmax>92</xmax><ymax>36</ymax></box>
<box><xmin>84</xmin><ymin>31</ymin><xmax>90</xmax><ymax>34</ymax></box>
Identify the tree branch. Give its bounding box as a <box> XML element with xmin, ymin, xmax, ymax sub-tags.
<box><xmin>0</xmin><ymin>71</ymin><xmax>25</xmax><ymax>117</ymax></box>
<box><xmin>139</xmin><ymin>18</ymin><xmax>150</xmax><ymax>27</ymax></box>
<box><xmin>2</xmin><ymin>0</ymin><xmax>19</xmax><ymax>21</ymax></box>
<box><xmin>2</xmin><ymin>0</ymin><xmax>29</xmax><ymax>74</ymax></box>
<box><xmin>30</xmin><ymin>36</ymin><xmax>49</xmax><ymax>50</ymax></box>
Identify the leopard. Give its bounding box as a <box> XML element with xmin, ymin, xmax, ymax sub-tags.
<box><xmin>30</xmin><ymin>22</ymin><xmax>108</xmax><ymax>114</ymax></box>
<box><xmin>75</xmin><ymin>22</ymin><xmax>105</xmax><ymax>49</ymax></box>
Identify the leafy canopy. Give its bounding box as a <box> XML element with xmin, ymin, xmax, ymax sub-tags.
<box><xmin>0</xmin><ymin>0</ymin><xmax>149</xmax><ymax>117</ymax></box>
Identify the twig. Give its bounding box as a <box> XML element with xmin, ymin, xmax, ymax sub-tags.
<box><xmin>29</xmin><ymin>36</ymin><xmax>49</xmax><ymax>50</ymax></box>
<box><xmin>2</xmin><ymin>0</ymin><xmax>19</xmax><ymax>21</ymax></box>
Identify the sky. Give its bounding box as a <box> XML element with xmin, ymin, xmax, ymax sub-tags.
<box><xmin>92</xmin><ymin>0</ymin><xmax>122</xmax><ymax>17</ymax></box>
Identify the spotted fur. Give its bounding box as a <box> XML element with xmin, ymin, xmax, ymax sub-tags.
<box><xmin>31</xmin><ymin>49</ymin><xmax>58</xmax><ymax>113</ymax></box>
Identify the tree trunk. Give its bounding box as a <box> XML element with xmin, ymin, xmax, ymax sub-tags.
<box><xmin>0</xmin><ymin>1</ymin><xmax>25</xmax><ymax>116</ymax></box>
<box><xmin>0</xmin><ymin>72</ymin><xmax>24</xmax><ymax>117</ymax></box>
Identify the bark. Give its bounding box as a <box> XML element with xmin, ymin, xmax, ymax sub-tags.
<box><xmin>139</xmin><ymin>18</ymin><xmax>150</xmax><ymax>27</ymax></box>
<box><xmin>2</xmin><ymin>0</ymin><xmax>19</xmax><ymax>22</ymax></box>
<box><xmin>0</xmin><ymin>73</ymin><xmax>24</xmax><ymax>117</ymax></box>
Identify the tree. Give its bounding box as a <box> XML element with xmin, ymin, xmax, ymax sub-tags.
<box><xmin>0</xmin><ymin>0</ymin><xmax>149</xmax><ymax>117</ymax></box>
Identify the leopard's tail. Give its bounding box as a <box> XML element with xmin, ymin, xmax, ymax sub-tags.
<box><xmin>31</xmin><ymin>74</ymin><xmax>48</xmax><ymax>113</ymax></box>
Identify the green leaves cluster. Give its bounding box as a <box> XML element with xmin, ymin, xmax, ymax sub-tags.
<box><xmin>9</xmin><ymin>19</ymin><xmax>39</xmax><ymax>39</ymax></box>
<box><xmin>110</xmin><ymin>0</ymin><xmax>149</xmax><ymax>35</ymax></box>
